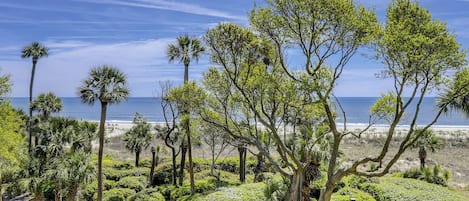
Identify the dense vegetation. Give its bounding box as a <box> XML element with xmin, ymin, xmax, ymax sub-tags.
<box><xmin>1</xmin><ymin>0</ymin><xmax>469</xmax><ymax>200</ymax></box>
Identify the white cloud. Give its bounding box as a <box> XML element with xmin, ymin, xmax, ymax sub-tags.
<box><xmin>0</xmin><ymin>38</ymin><xmax>202</xmax><ymax>97</ymax></box>
<box><xmin>74</xmin><ymin>0</ymin><xmax>247</xmax><ymax>21</ymax></box>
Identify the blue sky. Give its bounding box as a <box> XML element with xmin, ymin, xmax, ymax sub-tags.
<box><xmin>0</xmin><ymin>0</ymin><xmax>468</xmax><ymax>97</ymax></box>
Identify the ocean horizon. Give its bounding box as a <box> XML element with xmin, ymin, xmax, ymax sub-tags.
<box><xmin>9</xmin><ymin>97</ymin><xmax>469</xmax><ymax>126</ymax></box>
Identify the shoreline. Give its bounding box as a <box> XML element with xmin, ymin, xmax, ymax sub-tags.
<box><xmin>100</xmin><ymin>120</ymin><xmax>469</xmax><ymax>140</ymax></box>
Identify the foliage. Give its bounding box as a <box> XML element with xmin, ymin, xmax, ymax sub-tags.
<box><xmin>78</xmin><ymin>66</ymin><xmax>129</xmax><ymax>104</ymax></box>
<box><xmin>123</xmin><ymin>112</ymin><xmax>153</xmax><ymax>166</ymax></box>
<box><xmin>167</xmin><ymin>34</ymin><xmax>205</xmax><ymax>69</ymax></box>
<box><xmin>196</xmin><ymin>183</ymin><xmax>266</xmax><ymax>201</ymax></box>
<box><xmin>127</xmin><ymin>188</ymin><xmax>165</xmax><ymax>201</ymax></box>
<box><xmin>0</xmin><ymin>102</ymin><xmax>25</xmax><ymax>168</ymax></box>
<box><xmin>103</xmin><ymin>167</ymin><xmax>148</xmax><ymax>182</ymax></box>
<box><xmin>116</xmin><ymin>176</ymin><xmax>146</xmax><ymax>192</ymax></box>
<box><xmin>31</xmin><ymin>92</ymin><xmax>63</xmax><ymax>120</ymax></box>
<box><xmin>402</xmin><ymin>165</ymin><xmax>450</xmax><ymax>186</ymax></box>
<box><xmin>101</xmin><ymin>188</ymin><xmax>135</xmax><ymax>201</ymax></box>
<box><xmin>332</xmin><ymin>187</ymin><xmax>376</xmax><ymax>201</ymax></box>
<box><xmin>377</xmin><ymin>177</ymin><xmax>467</xmax><ymax>201</ymax></box>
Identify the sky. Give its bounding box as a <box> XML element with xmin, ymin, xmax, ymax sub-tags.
<box><xmin>0</xmin><ymin>0</ymin><xmax>468</xmax><ymax>97</ymax></box>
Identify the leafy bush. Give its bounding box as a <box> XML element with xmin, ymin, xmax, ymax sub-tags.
<box><xmin>127</xmin><ymin>188</ymin><xmax>165</xmax><ymax>201</ymax></box>
<box><xmin>358</xmin><ymin>183</ymin><xmax>385</xmax><ymax>201</ymax></box>
<box><xmin>152</xmin><ymin>162</ymin><xmax>175</xmax><ymax>185</ymax></box>
<box><xmin>402</xmin><ymin>166</ymin><xmax>449</xmax><ymax>186</ymax></box>
<box><xmin>113</xmin><ymin>161</ymin><xmax>134</xmax><ymax>170</ymax></box>
<box><xmin>82</xmin><ymin>181</ymin><xmax>97</xmax><ymax>201</ymax></box>
<box><xmin>170</xmin><ymin>179</ymin><xmax>218</xmax><ymax>199</ymax></box>
<box><xmin>332</xmin><ymin>187</ymin><xmax>376</xmax><ymax>201</ymax></box>
<box><xmin>378</xmin><ymin>177</ymin><xmax>467</xmax><ymax>201</ymax></box>
<box><xmin>117</xmin><ymin>176</ymin><xmax>147</xmax><ymax>192</ymax></box>
<box><xmin>104</xmin><ymin>167</ymin><xmax>149</xmax><ymax>181</ymax></box>
<box><xmin>102</xmin><ymin>188</ymin><xmax>135</xmax><ymax>201</ymax></box>
<box><xmin>197</xmin><ymin>183</ymin><xmax>266</xmax><ymax>201</ymax></box>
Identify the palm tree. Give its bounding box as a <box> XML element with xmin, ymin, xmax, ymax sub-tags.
<box><xmin>167</xmin><ymin>34</ymin><xmax>205</xmax><ymax>194</ymax></box>
<box><xmin>31</xmin><ymin>92</ymin><xmax>63</xmax><ymax>146</ymax></box>
<box><xmin>31</xmin><ymin>92</ymin><xmax>63</xmax><ymax>121</ymax></box>
<box><xmin>167</xmin><ymin>34</ymin><xmax>205</xmax><ymax>83</ymax></box>
<box><xmin>78</xmin><ymin>66</ymin><xmax>129</xmax><ymax>201</ymax></box>
<box><xmin>123</xmin><ymin>113</ymin><xmax>153</xmax><ymax>167</ymax></box>
<box><xmin>413</xmin><ymin>129</ymin><xmax>445</xmax><ymax>169</ymax></box>
<box><xmin>21</xmin><ymin>42</ymin><xmax>48</xmax><ymax>152</ymax></box>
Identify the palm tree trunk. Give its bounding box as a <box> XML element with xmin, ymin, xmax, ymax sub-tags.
<box><xmin>149</xmin><ymin>148</ymin><xmax>156</xmax><ymax>186</ymax></box>
<box><xmin>135</xmin><ymin>150</ymin><xmax>140</xmax><ymax>167</ymax></box>
<box><xmin>170</xmin><ymin>147</ymin><xmax>177</xmax><ymax>186</ymax></box>
<box><xmin>66</xmin><ymin>183</ymin><xmax>78</xmax><ymax>201</ymax></box>
<box><xmin>187</xmin><ymin>119</ymin><xmax>195</xmax><ymax>195</ymax></box>
<box><xmin>28</xmin><ymin>60</ymin><xmax>37</xmax><ymax>152</ymax></box>
<box><xmin>184</xmin><ymin>63</ymin><xmax>189</xmax><ymax>83</ymax></box>
<box><xmin>419</xmin><ymin>147</ymin><xmax>427</xmax><ymax>169</ymax></box>
<box><xmin>179</xmin><ymin>142</ymin><xmax>187</xmax><ymax>186</ymax></box>
<box><xmin>97</xmin><ymin>101</ymin><xmax>108</xmax><ymax>201</ymax></box>
<box><xmin>238</xmin><ymin>146</ymin><xmax>246</xmax><ymax>183</ymax></box>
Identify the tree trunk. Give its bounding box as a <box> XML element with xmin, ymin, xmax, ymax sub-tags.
<box><xmin>419</xmin><ymin>147</ymin><xmax>427</xmax><ymax>169</ymax></box>
<box><xmin>179</xmin><ymin>142</ymin><xmax>187</xmax><ymax>186</ymax></box>
<box><xmin>318</xmin><ymin>186</ymin><xmax>333</xmax><ymax>201</ymax></box>
<box><xmin>238</xmin><ymin>146</ymin><xmax>246</xmax><ymax>183</ymax></box>
<box><xmin>66</xmin><ymin>183</ymin><xmax>78</xmax><ymax>201</ymax></box>
<box><xmin>287</xmin><ymin>169</ymin><xmax>305</xmax><ymax>201</ymax></box>
<box><xmin>54</xmin><ymin>181</ymin><xmax>61</xmax><ymax>201</ymax></box>
<box><xmin>184</xmin><ymin>63</ymin><xmax>189</xmax><ymax>83</ymax></box>
<box><xmin>97</xmin><ymin>101</ymin><xmax>108</xmax><ymax>201</ymax></box>
<box><xmin>135</xmin><ymin>150</ymin><xmax>140</xmax><ymax>167</ymax></box>
<box><xmin>187</xmin><ymin>119</ymin><xmax>195</xmax><ymax>195</ymax></box>
<box><xmin>28</xmin><ymin>60</ymin><xmax>37</xmax><ymax>152</ymax></box>
<box><xmin>210</xmin><ymin>137</ymin><xmax>216</xmax><ymax>176</ymax></box>
<box><xmin>149</xmin><ymin>148</ymin><xmax>156</xmax><ymax>186</ymax></box>
<box><xmin>254</xmin><ymin>153</ymin><xmax>264</xmax><ymax>182</ymax></box>
<box><xmin>171</xmin><ymin>147</ymin><xmax>177</xmax><ymax>186</ymax></box>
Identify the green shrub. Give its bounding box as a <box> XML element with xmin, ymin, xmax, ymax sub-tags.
<box><xmin>332</xmin><ymin>187</ymin><xmax>376</xmax><ymax>201</ymax></box>
<box><xmin>82</xmin><ymin>181</ymin><xmax>96</xmax><ymax>201</ymax></box>
<box><xmin>104</xmin><ymin>167</ymin><xmax>149</xmax><ymax>181</ymax></box>
<box><xmin>154</xmin><ymin>185</ymin><xmax>176</xmax><ymax>200</ymax></box>
<box><xmin>117</xmin><ymin>176</ymin><xmax>147</xmax><ymax>192</ymax></box>
<box><xmin>169</xmin><ymin>179</ymin><xmax>218</xmax><ymax>200</ymax></box>
<box><xmin>106</xmin><ymin>180</ymin><xmax>117</xmax><ymax>190</ymax></box>
<box><xmin>379</xmin><ymin>177</ymin><xmax>467</xmax><ymax>201</ymax></box>
<box><xmin>197</xmin><ymin>183</ymin><xmax>266</xmax><ymax>201</ymax></box>
<box><xmin>102</xmin><ymin>188</ymin><xmax>136</xmax><ymax>201</ymax></box>
<box><xmin>152</xmin><ymin>162</ymin><xmax>174</xmax><ymax>185</ymax></box>
<box><xmin>402</xmin><ymin>166</ymin><xmax>448</xmax><ymax>187</ymax></box>
<box><xmin>358</xmin><ymin>183</ymin><xmax>385</xmax><ymax>201</ymax></box>
<box><xmin>127</xmin><ymin>188</ymin><xmax>165</xmax><ymax>201</ymax></box>
<box><xmin>113</xmin><ymin>161</ymin><xmax>134</xmax><ymax>170</ymax></box>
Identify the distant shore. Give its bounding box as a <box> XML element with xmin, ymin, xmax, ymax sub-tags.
<box><xmin>102</xmin><ymin>120</ymin><xmax>469</xmax><ymax>140</ymax></box>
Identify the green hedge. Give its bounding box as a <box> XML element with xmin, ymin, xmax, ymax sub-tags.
<box><xmin>127</xmin><ymin>188</ymin><xmax>165</xmax><ymax>201</ymax></box>
<box><xmin>197</xmin><ymin>183</ymin><xmax>266</xmax><ymax>201</ymax></box>
<box><xmin>102</xmin><ymin>188</ymin><xmax>136</xmax><ymax>201</ymax></box>
<box><xmin>104</xmin><ymin>167</ymin><xmax>149</xmax><ymax>181</ymax></box>
<box><xmin>117</xmin><ymin>176</ymin><xmax>147</xmax><ymax>192</ymax></box>
<box><xmin>332</xmin><ymin>187</ymin><xmax>376</xmax><ymax>201</ymax></box>
<box><xmin>378</xmin><ymin>177</ymin><xmax>467</xmax><ymax>201</ymax></box>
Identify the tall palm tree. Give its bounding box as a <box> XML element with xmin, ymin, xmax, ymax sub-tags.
<box><xmin>167</xmin><ymin>34</ymin><xmax>205</xmax><ymax>194</ymax></box>
<box><xmin>21</xmin><ymin>42</ymin><xmax>49</xmax><ymax>152</ymax></box>
<box><xmin>167</xmin><ymin>34</ymin><xmax>205</xmax><ymax>83</ymax></box>
<box><xmin>78</xmin><ymin>66</ymin><xmax>129</xmax><ymax>201</ymax></box>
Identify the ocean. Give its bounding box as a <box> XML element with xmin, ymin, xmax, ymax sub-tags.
<box><xmin>9</xmin><ymin>97</ymin><xmax>468</xmax><ymax>126</ymax></box>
